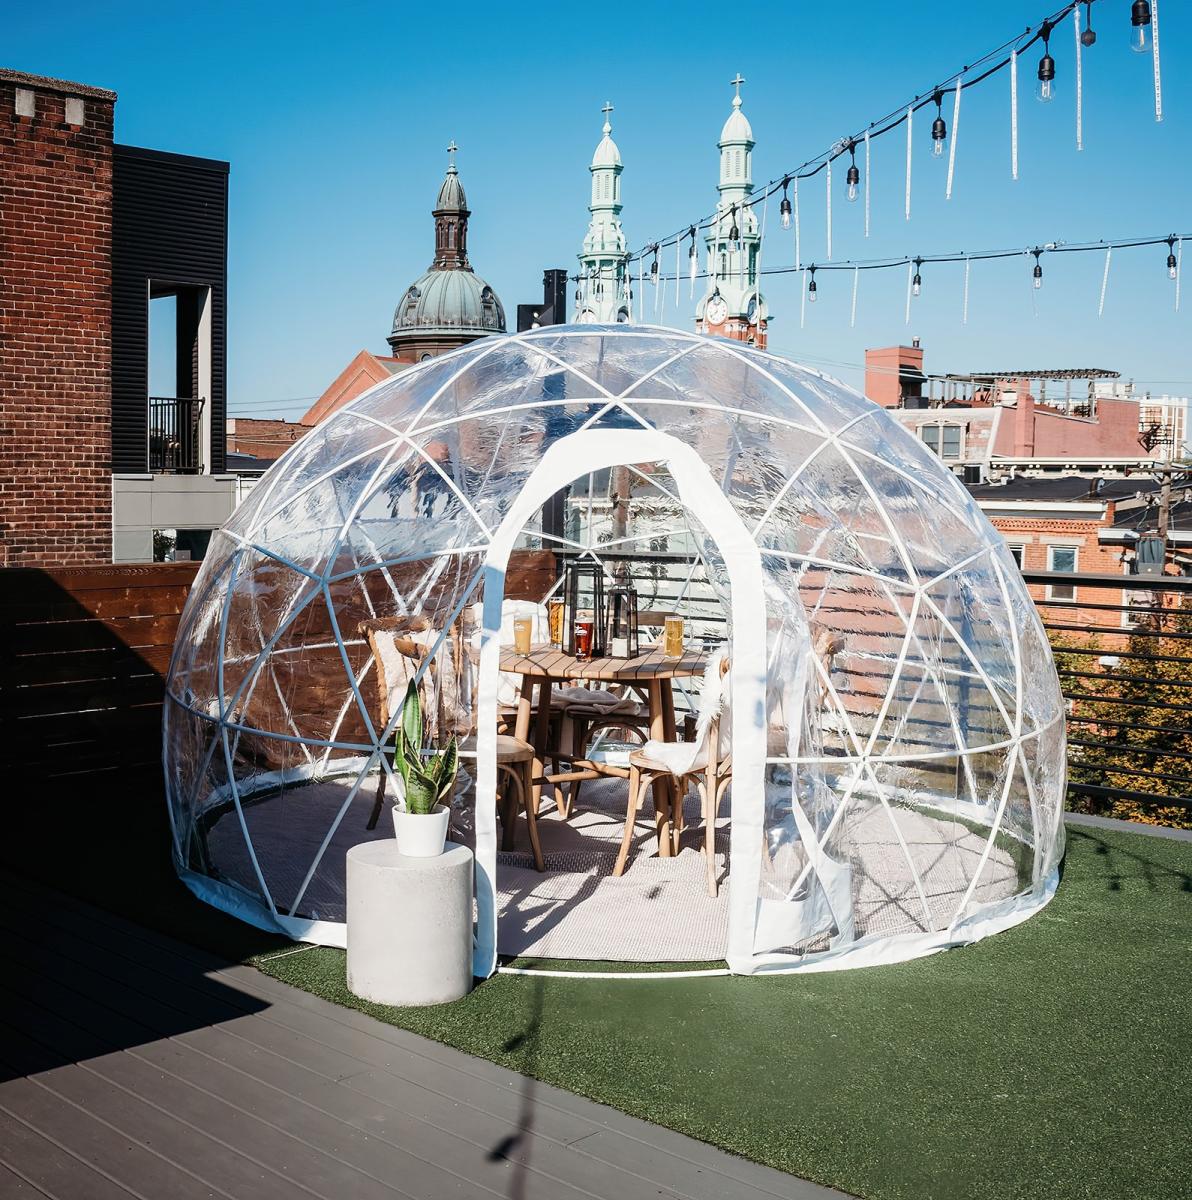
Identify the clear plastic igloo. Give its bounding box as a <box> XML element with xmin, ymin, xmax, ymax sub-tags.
<box><xmin>164</xmin><ymin>325</ymin><xmax>1066</xmax><ymax>976</ymax></box>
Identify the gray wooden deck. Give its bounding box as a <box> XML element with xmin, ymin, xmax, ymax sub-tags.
<box><xmin>0</xmin><ymin>877</ymin><xmax>845</xmax><ymax>1200</ymax></box>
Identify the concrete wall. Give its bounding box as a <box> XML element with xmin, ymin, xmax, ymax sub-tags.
<box><xmin>112</xmin><ymin>474</ymin><xmax>237</xmax><ymax>562</ymax></box>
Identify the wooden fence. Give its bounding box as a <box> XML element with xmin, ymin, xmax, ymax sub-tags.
<box><xmin>0</xmin><ymin>550</ymin><xmax>558</xmax><ymax>788</ymax></box>
<box><xmin>1</xmin><ymin>563</ymin><xmax>200</xmax><ymax>786</ymax></box>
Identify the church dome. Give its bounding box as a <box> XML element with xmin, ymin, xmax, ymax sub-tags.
<box><xmin>388</xmin><ymin>144</ymin><xmax>507</xmax><ymax>358</ymax></box>
<box><xmin>435</xmin><ymin>163</ymin><xmax>467</xmax><ymax>211</ymax></box>
<box><xmin>391</xmin><ymin>268</ymin><xmax>505</xmax><ymax>339</ymax></box>
<box><xmin>591</xmin><ymin>123</ymin><xmax>621</xmax><ymax>168</ymax></box>
<box><xmin>720</xmin><ymin>95</ymin><xmax>753</xmax><ymax>145</ymax></box>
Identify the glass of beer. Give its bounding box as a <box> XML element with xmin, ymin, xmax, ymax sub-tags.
<box><xmin>547</xmin><ymin>598</ymin><xmax>565</xmax><ymax>648</ymax></box>
<box><xmin>513</xmin><ymin>616</ymin><xmax>533</xmax><ymax>655</ymax></box>
<box><xmin>575</xmin><ymin>615</ymin><xmax>594</xmax><ymax>659</ymax></box>
<box><xmin>664</xmin><ymin>615</ymin><xmax>684</xmax><ymax>658</ymax></box>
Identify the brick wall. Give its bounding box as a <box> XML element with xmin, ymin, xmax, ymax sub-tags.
<box><xmin>226</xmin><ymin>417</ymin><xmax>312</xmax><ymax>460</ymax></box>
<box><xmin>0</xmin><ymin>71</ymin><xmax>116</xmax><ymax>566</ymax></box>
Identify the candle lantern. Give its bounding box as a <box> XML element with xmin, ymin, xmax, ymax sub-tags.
<box><xmin>563</xmin><ymin>559</ymin><xmax>606</xmax><ymax>657</ymax></box>
<box><xmin>605</xmin><ymin>584</ymin><xmax>639</xmax><ymax>659</ymax></box>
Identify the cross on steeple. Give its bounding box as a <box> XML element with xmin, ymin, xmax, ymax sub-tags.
<box><xmin>446</xmin><ymin>140</ymin><xmax>458</xmax><ymax>170</ymax></box>
<box><xmin>730</xmin><ymin>73</ymin><xmax>745</xmax><ymax>103</ymax></box>
<box><xmin>601</xmin><ymin>101</ymin><xmax>613</xmax><ymax>133</ymax></box>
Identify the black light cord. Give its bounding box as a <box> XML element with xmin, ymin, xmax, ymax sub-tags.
<box><xmin>624</xmin><ymin>0</ymin><xmax>1101</xmax><ymax>265</ymax></box>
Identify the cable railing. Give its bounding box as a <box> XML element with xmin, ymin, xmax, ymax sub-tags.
<box><xmin>552</xmin><ymin>550</ymin><xmax>1191</xmax><ymax>823</ymax></box>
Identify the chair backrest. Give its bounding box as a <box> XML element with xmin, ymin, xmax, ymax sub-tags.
<box><xmin>363</xmin><ymin>616</ymin><xmax>473</xmax><ymax>743</ymax></box>
<box><xmin>688</xmin><ymin>645</ymin><xmax>731</xmax><ymax>758</ymax></box>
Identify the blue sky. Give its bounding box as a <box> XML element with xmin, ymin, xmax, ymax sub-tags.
<box><xmin>8</xmin><ymin>1</ymin><xmax>1191</xmax><ymax>413</ymax></box>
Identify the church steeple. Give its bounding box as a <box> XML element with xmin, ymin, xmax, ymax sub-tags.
<box><xmin>695</xmin><ymin>76</ymin><xmax>768</xmax><ymax>348</ymax></box>
<box><xmin>432</xmin><ymin>141</ymin><xmax>470</xmax><ymax>270</ymax></box>
<box><xmin>576</xmin><ymin>103</ymin><xmax>631</xmax><ymax>324</ymax></box>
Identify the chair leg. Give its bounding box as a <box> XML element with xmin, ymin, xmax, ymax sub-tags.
<box><xmin>561</xmin><ymin>717</ymin><xmax>587</xmax><ymax>820</ymax></box>
<box><xmin>521</xmin><ymin>760</ymin><xmax>545</xmax><ymax>872</ymax></box>
<box><xmin>704</xmin><ymin>762</ymin><xmax>719</xmax><ymax>897</ymax></box>
<box><xmin>614</xmin><ymin>765</ymin><xmax>647</xmax><ymax>877</ymax></box>
<box><xmin>498</xmin><ymin>766</ymin><xmax>517</xmax><ymax>851</ymax></box>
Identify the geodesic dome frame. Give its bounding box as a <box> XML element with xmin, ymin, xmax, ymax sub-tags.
<box><xmin>164</xmin><ymin>324</ymin><xmax>1067</xmax><ymax>977</ymax></box>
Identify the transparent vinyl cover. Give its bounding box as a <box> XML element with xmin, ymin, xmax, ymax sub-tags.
<box><xmin>164</xmin><ymin>325</ymin><xmax>1066</xmax><ymax>972</ymax></box>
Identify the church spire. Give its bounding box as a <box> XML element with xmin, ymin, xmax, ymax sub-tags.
<box><xmin>576</xmin><ymin>103</ymin><xmax>631</xmax><ymax>323</ymax></box>
<box><xmin>432</xmin><ymin>140</ymin><xmax>470</xmax><ymax>270</ymax></box>
<box><xmin>695</xmin><ymin>76</ymin><xmax>768</xmax><ymax>348</ymax></box>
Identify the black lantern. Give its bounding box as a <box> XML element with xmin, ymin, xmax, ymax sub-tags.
<box><xmin>563</xmin><ymin>559</ymin><xmax>606</xmax><ymax>658</ymax></box>
<box><xmin>605</xmin><ymin>584</ymin><xmax>640</xmax><ymax>659</ymax></box>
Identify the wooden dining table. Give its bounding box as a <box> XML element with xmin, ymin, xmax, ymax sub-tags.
<box><xmin>498</xmin><ymin>643</ymin><xmax>708</xmax><ymax>857</ymax></box>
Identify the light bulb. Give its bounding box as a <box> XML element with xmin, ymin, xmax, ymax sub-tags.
<box><xmin>1131</xmin><ymin>0</ymin><xmax>1151</xmax><ymax>52</ymax></box>
<box><xmin>780</xmin><ymin>198</ymin><xmax>792</xmax><ymax>229</ymax></box>
<box><xmin>847</xmin><ymin>182</ymin><xmax>858</xmax><ymax>203</ymax></box>
<box><xmin>846</xmin><ymin>163</ymin><xmax>860</xmax><ymax>203</ymax></box>
<box><xmin>1037</xmin><ymin>51</ymin><xmax>1056</xmax><ymax>103</ymax></box>
<box><xmin>912</xmin><ymin>276</ymin><xmax>921</xmax><ymax>297</ymax></box>
<box><xmin>807</xmin><ymin>268</ymin><xmax>817</xmax><ymax>303</ymax></box>
<box><xmin>931</xmin><ymin>98</ymin><xmax>947</xmax><ymax>158</ymax></box>
<box><xmin>1033</xmin><ymin>265</ymin><xmax>1043</xmax><ymax>290</ymax></box>
<box><xmin>1169</xmin><ymin>259</ymin><xmax>1178</xmax><ymax>281</ymax></box>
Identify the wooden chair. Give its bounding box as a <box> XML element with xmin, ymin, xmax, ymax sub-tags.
<box><xmin>555</xmin><ymin>609</ymin><xmax>695</xmax><ymax>820</ymax></box>
<box><xmin>613</xmin><ymin>652</ymin><xmax>731</xmax><ymax>895</ymax></box>
<box><xmin>360</xmin><ymin>615</ymin><xmax>544</xmax><ymax>870</ymax></box>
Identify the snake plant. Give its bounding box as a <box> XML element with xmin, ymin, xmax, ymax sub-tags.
<box><xmin>391</xmin><ymin>679</ymin><xmax>459</xmax><ymax>815</ymax></box>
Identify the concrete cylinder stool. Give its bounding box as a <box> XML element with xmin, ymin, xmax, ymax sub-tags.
<box><xmin>346</xmin><ymin>840</ymin><xmax>473</xmax><ymax>1006</ymax></box>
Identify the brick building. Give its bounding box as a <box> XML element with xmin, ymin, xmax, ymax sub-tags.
<box><xmin>0</xmin><ymin>70</ymin><xmax>115</xmax><ymax>565</ymax></box>
<box><xmin>1</xmin><ymin>68</ymin><xmax>233</xmax><ymax>566</ymax></box>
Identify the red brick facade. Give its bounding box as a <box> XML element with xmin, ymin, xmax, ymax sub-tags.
<box><xmin>990</xmin><ymin>515</ymin><xmax>1129</xmax><ymax>636</ymax></box>
<box><xmin>226</xmin><ymin>417</ymin><xmax>312</xmax><ymax>460</ymax></box>
<box><xmin>0</xmin><ymin>71</ymin><xmax>116</xmax><ymax>565</ymax></box>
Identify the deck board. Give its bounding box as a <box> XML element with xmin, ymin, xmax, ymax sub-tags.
<box><xmin>0</xmin><ymin>873</ymin><xmax>846</xmax><ymax>1200</ymax></box>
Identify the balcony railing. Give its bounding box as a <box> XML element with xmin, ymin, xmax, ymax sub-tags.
<box><xmin>149</xmin><ymin>396</ymin><xmax>205</xmax><ymax>474</ymax></box>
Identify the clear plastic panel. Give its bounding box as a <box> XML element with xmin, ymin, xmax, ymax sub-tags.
<box><xmin>165</xmin><ymin>326</ymin><xmax>1065</xmax><ymax>968</ymax></box>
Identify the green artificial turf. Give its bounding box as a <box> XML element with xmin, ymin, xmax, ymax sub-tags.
<box><xmin>254</xmin><ymin>825</ymin><xmax>1192</xmax><ymax>1200</ymax></box>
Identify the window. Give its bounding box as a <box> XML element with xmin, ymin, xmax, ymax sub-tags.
<box><xmin>1007</xmin><ymin>544</ymin><xmax>1025</xmax><ymax>569</ymax></box>
<box><xmin>1047</xmin><ymin>545</ymin><xmax>1078</xmax><ymax>601</ymax></box>
<box><xmin>920</xmin><ymin>423</ymin><xmax>963</xmax><ymax>460</ymax></box>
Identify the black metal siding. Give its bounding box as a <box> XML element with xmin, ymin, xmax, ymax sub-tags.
<box><xmin>111</xmin><ymin>145</ymin><xmax>229</xmax><ymax>474</ymax></box>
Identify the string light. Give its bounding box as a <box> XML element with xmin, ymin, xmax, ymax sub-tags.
<box><xmin>1130</xmin><ymin>0</ymin><xmax>1152</xmax><ymax>53</ymax></box>
<box><xmin>845</xmin><ymin>141</ymin><xmax>860</xmax><ymax>202</ymax></box>
<box><xmin>1167</xmin><ymin>236</ymin><xmax>1178</xmax><ymax>280</ymax></box>
<box><xmin>627</xmin><ymin>2</ymin><xmax>1176</xmax><ymax>274</ymax></box>
<box><xmin>1032</xmin><ymin>246</ymin><xmax>1045</xmax><ymax>289</ymax></box>
<box><xmin>650</xmin><ymin>245</ymin><xmax>659</xmax><ymax>285</ymax></box>
<box><xmin>728</xmin><ymin>204</ymin><xmax>740</xmax><ymax>243</ymax></box>
<box><xmin>931</xmin><ymin>89</ymin><xmax>947</xmax><ymax>157</ymax></box>
<box><xmin>1037</xmin><ymin>20</ymin><xmax>1057</xmax><ymax>102</ymax></box>
<box><xmin>1080</xmin><ymin>0</ymin><xmax>1097</xmax><ymax>45</ymax></box>
<box><xmin>911</xmin><ymin>256</ymin><xmax>923</xmax><ymax>296</ymax></box>
<box><xmin>807</xmin><ymin>264</ymin><xmax>818</xmax><ymax>303</ymax></box>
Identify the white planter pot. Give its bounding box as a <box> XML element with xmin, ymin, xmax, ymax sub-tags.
<box><xmin>391</xmin><ymin>804</ymin><xmax>450</xmax><ymax>857</ymax></box>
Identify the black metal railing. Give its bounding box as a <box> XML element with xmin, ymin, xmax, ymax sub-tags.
<box><xmin>553</xmin><ymin>550</ymin><xmax>1192</xmax><ymax>821</ymax></box>
<box><xmin>149</xmin><ymin>396</ymin><xmax>205</xmax><ymax>474</ymax></box>
<box><xmin>1023</xmin><ymin>569</ymin><xmax>1192</xmax><ymax>820</ymax></box>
